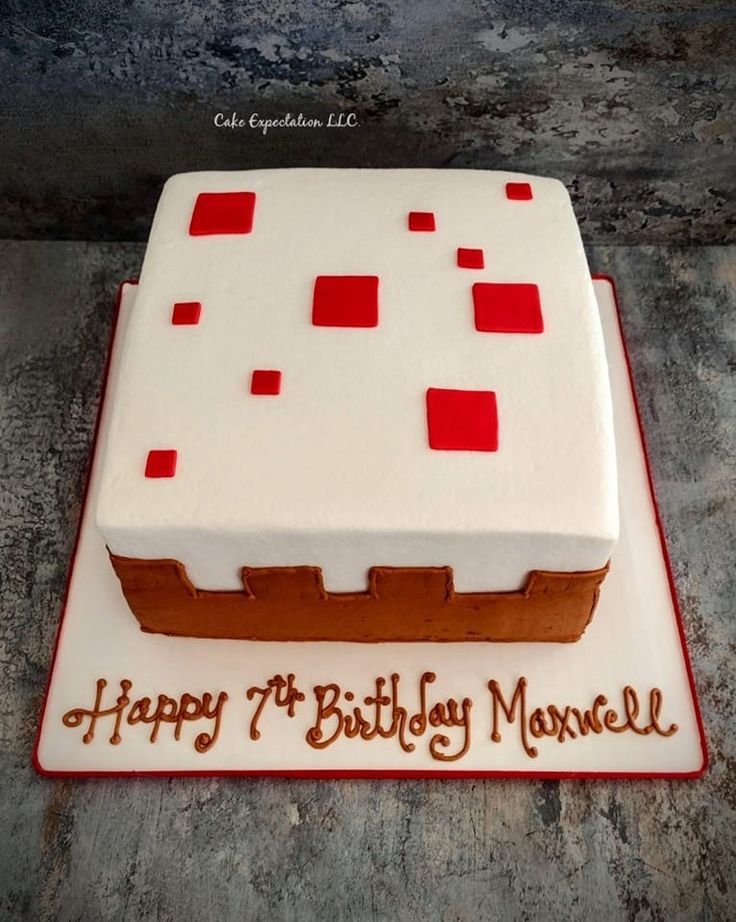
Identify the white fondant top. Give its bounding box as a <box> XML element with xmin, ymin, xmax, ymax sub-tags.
<box><xmin>95</xmin><ymin>169</ymin><xmax>618</xmax><ymax>592</ymax></box>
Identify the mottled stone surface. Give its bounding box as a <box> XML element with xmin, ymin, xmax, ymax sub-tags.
<box><xmin>1</xmin><ymin>3</ymin><xmax>735</xmax><ymax>243</ymax></box>
<box><xmin>1</xmin><ymin>241</ymin><xmax>735</xmax><ymax>919</ymax></box>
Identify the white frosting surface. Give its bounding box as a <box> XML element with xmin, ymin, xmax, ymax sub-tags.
<box><xmin>95</xmin><ymin>169</ymin><xmax>618</xmax><ymax>592</ymax></box>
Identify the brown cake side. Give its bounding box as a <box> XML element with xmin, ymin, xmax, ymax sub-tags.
<box><xmin>109</xmin><ymin>553</ymin><xmax>610</xmax><ymax>643</ymax></box>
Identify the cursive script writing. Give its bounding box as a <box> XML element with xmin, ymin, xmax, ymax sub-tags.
<box><xmin>61</xmin><ymin>678</ymin><xmax>228</xmax><ymax>753</ymax></box>
<box><xmin>305</xmin><ymin>672</ymin><xmax>473</xmax><ymax>762</ymax></box>
<box><xmin>59</xmin><ymin>673</ymin><xmax>680</xmax><ymax>764</ymax></box>
<box><xmin>488</xmin><ymin>676</ymin><xmax>678</xmax><ymax>758</ymax></box>
<box><xmin>214</xmin><ymin>111</ymin><xmax>359</xmax><ymax>134</ymax></box>
<box><xmin>246</xmin><ymin>673</ymin><xmax>306</xmax><ymax>740</ymax></box>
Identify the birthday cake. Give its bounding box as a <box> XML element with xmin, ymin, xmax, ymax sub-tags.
<box><xmin>94</xmin><ymin>169</ymin><xmax>618</xmax><ymax>643</ymax></box>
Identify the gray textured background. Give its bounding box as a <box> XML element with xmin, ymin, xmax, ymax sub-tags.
<box><xmin>1</xmin><ymin>1</ymin><xmax>735</xmax><ymax>242</ymax></box>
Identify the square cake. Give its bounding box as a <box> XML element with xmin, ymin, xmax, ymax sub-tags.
<box><xmin>95</xmin><ymin>169</ymin><xmax>618</xmax><ymax>642</ymax></box>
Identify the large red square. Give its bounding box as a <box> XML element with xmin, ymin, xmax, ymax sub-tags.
<box><xmin>144</xmin><ymin>449</ymin><xmax>177</xmax><ymax>478</ymax></box>
<box><xmin>472</xmin><ymin>283</ymin><xmax>543</xmax><ymax>334</ymax></box>
<box><xmin>426</xmin><ymin>388</ymin><xmax>498</xmax><ymax>452</ymax></box>
<box><xmin>250</xmin><ymin>369</ymin><xmax>282</xmax><ymax>395</ymax></box>
<box><xmin>312</xmin><ymin>275</ymin><xmax>379</xmax><ymax>328</ymax></box>
<box><xmin>189</xmin><ymin>191</ymin><xmax>256</xmax><ymax>235</ymax></box>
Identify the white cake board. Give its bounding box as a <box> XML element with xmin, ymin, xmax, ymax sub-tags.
<box><xmin>34</xmin><ymin>277</ymin><xmax>707</xmax><ymax>778</ymax></box>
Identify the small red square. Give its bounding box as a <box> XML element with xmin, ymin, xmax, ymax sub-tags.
<box><xmin>457</xmin><ymin>247</ymin><xmax>485</xmax><ymax>269</ymax></box>
<box><xmin>312</xmin><ymin>275</ymin><xmax>379</xmax><ymax>328</ymax></box>
<box><xmin>408</xmin><ymin>211</ymin><xmax>436</xmax><ymax>232</ymax></box>
<box><xmin>171</xmin><ymin>301</ymin><xmax>202</xmax><ymax>325</ymax></box>
<box><xmin>144</xmin><ymin>449</ymin><xmax>177</xmax><ymax>478</ymax></box>
<box><xmin>426</xmin><ymin>388</ymin><xmax>498</xmax><ymax>452</ymax></box>
<box><xmin>250</xmin><ymin>369</ymin><xmax>282</xmax><ymax>395</ymax></box>
<box><xmin>189</xmin><ymin>191</ymin><xmax>256</xmax><ymax>235</ymax></box>
<box><xmin>473</xmin><ymin>283</ymin><xmax>543</xmax><ymax>334</ymax></box>
<box><xmin>506</xmin><ymin>182</ymin><xmax>533</xmax><ymax>201</ymax></box>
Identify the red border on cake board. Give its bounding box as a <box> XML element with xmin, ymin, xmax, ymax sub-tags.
<box><xmin>33</xmin><ymin>276</ymin><xmax>709</xmax><ymax>780</ymax></box>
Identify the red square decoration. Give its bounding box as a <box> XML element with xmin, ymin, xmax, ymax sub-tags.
<box><xmin>457</xmin><ymin>248</ymin><xmax>485</xmax><ymax>269</ymax></box>
<box><xmin>408</xmin><ymin>212</ymin><xmax>436</xmax><ymax>232</ymax></box>
<box><xmin>171</xmin><ymin>301</ymin><xmax>201</xmax><ymax>325</ymax></box>
<box><xmin>472</xmin><ymin>283</ymin><xmax>543</xmax><ymax>334</ymax></box>
<box><xmin>506</xmin><ymin>182</ymin><xmax>533</xmax><ymax>201</ymax></box>
<box><xmin>144</xmin><ymin>450</ymin><xmax>177</xmax><ymax>478</ymax></box>
<box><xmin>189</xmin><ymin>191</ymin><xmax>256</xmax><ymax>235</ymax></box>
<box><xmin>250</xmin><ymin>369</ymin><xmax>282</xmax><ymax>395</ymax></box>
<box><xmin>312</xmin><ymin>275</ymin><xmax>379</xmax><ymax>328</ymax></box>
<box><xmin>426</xmin><ymin>388</ymin><xmax>498</xmax><ymax>452</ymax></box>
